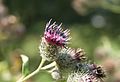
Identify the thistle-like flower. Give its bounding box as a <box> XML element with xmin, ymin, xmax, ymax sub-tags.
<box><xmin>39</xmin><ymin>20</ymin><xmax>71</xmax><ymax>61</ymax></box>
<box><xmin>55</xmin><ymin>48</ymin><xmax>86</xmax><ymax>78</ymax></box>
<box><xmin>44</xmin><ymin>19</ymin><xmax>71</xmax><ymax>47</ymax></box>
<box><xmin>67</xmin><ymin>64</ymin><xmax>105</xmax><ymax>82</ymax></box>
<box><xmin>67</xmin><ymin>73</ymin><xmax>101</xmax><ymax>82</ymax></box>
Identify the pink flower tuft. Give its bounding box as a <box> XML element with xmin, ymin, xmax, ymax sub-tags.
<box><xmin>44</xmin><ymin>19</ymin><xmax>71</xmax><ymax>47</ymax></box>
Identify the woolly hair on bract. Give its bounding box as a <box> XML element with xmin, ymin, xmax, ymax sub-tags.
<box><xmin>55</xmin><ymin>47</ymin><xmax>86</xmax><ymax>78</ymax></box>
<box><xmin>39</xmin><ymin>37</ymin><xmax>60</xmax><ymax>61</ymax></box>
<box><xmin>67</xmin><ymin>64</ymin><xmax>106</xmax><ymax>82</ymax></box>
<box><xmin>67</xmin><ymin>73</ymin><xmax>101</xmax><ymax>82</ymax></box>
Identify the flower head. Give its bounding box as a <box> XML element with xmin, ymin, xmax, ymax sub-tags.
<box><xmin>55</xmin><ymin>48</ymin><xmax>86</xmax><ymax>78</ymax></box>
<box><xmin>39</xmin><ymin>20</ymin><xmax>71</xmax><ymax>61</ymax></box>
<box><xmin>56</xmin><ymin>48</ymin><xmax>86</xmax><ymax>69</ymax></box>
<box><xmin>67</xmin><ymin>73</ymin><xmax>100</xmax><ymax>82</ymax></box>
<box><xmin>44</xmin><ymin>19</ymin><xmax>71</xmax><ymax>47</ymax></box>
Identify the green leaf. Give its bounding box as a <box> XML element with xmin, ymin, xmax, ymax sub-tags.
<box><xmin>20</xmin><ymin>54</ymin><xmax>30</xmax><ymax>76</ymax></box>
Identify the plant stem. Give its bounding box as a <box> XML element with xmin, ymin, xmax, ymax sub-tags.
<box><xmin>48</xmin><ymin>66</ymin><xmax>58</xmax><ymax>73</ymax></box>
<box><xmin>16</xmin><ymin>76</ymin><xmax>25</xmax><ymax>82</ymax></box>
<box><xmin>17</xmin><ymin>58</ymin><xmax>46</xmax><ymax>82</ymax></box>
<box><xmin>40</xmin><ymin>61</ymin><xmax>56</xmax><ymax>70</ymax></box>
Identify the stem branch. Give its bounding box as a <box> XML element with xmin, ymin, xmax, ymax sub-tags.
<box><xmin>40</xmin><ymin>61</ymin><xmax>56</xmax><ymax>70</ymax></box>
<box><xmin>17</xmin><ymin>58</ymin><xmax>46</xmax><ymax>82</ymax></box>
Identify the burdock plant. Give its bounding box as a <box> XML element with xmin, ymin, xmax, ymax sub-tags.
<box><xmin>17</xmin><ymin>19</ymin><xmax>105</xmax><ymax>82</ymax></box>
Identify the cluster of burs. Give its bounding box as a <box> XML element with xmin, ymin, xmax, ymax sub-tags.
<box><xmin>39</xmin><ymin>19</ymin><xmax>106</xmax><ymax>82</ymax></box>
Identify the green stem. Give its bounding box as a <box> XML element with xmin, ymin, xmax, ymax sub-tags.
<box><xmin>40</xmin><ymin>61</ymin><xmax>56</xmax><ymax>70</ymax></box>
<box><xmin>17</xmin><ymin>58</ymin><xmax>46</xmax><ymax>82</ymax></box>
<box><xmin>48</xmin><ymin>66</ymin><xmax>58</xmax><ymax>73</ymax></box>
<box><xmin>16</xmin><ymin>76</ymin><xmax>25</xmax><ymax>82</ymax></box>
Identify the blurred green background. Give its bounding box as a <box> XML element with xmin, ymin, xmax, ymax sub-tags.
<box><xmin>0</xmin><ymin>0</ymin><xmax>120</xmax><ymax>82</ymax></box>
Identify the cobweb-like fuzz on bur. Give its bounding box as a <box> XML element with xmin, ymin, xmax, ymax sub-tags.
<box><xmin>39</xmin><ymin>19</ymin><xmax>71</xmax><ymax>61</ymax></box>
<box><xmin>39</xmin><ymin>37</ymin><xmax>59</xmax><ymax>61</ymax></box>
<box><xmin>55</xmin><ymin>47</ymin><xmax>106</xmax><ymax>80</ymax></box>
<box><xmin>67</xmin><ymin>73</ymin><xmax>100</xmax><ymax>82</ymax></box>
<box><xmin>67</xmin><ymin>64</ymin><xmax>106</xmax><ymax>82</ymax></box>
<box><xmin>56</xmin><ymin>48</ymin><xmax>86</xmax><ymax>78</ymax></box>
<box><xmin>44</xmin><ymin>19</ymin><xmax>71</xmax><ymax>47</ymax></box>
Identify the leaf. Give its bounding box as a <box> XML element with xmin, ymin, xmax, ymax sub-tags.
<box><xmin>20</xmin><ymin>54</ymin><xmax>30</xmax><ymax>76</ymax></box>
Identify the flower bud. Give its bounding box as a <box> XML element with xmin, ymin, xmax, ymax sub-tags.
<box><xmin>39</xmin><ymin>19</ymin><xmax>71</xmax><ymax>61</ymax></box>
<box><xmin>51</xmin><ymin>70</ymin><xmax>61</xmax><ymax>80</ymax></box>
